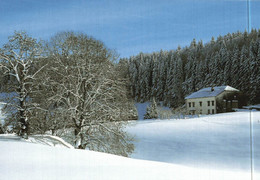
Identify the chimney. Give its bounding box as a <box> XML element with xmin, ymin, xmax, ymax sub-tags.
<box><xmin>211</xmin><ymin>87</ymin><xmax>214</xmax><ymax>92</ymax></box>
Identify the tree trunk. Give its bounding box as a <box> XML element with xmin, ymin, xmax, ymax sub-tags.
<box><xmin>19</xmin><ymin>93</ymin><xmax>29</xmax><ymax>139</ymax></box>
<box><xmin>74</xmin><ymin>126</ymin><xmax>85</xmax><ymax>149</ymax></box>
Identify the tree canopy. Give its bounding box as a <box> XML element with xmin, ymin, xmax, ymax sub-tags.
<box><xmin>127</xmin><ymin>29</ymin><xmax>260</xmax><ymax>107</ymax></box>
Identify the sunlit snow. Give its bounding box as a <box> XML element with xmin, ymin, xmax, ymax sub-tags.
<box><xmin>0</xmin><ymin>106</ymin><xmax>260</xmax><ymax>179</ymax></box>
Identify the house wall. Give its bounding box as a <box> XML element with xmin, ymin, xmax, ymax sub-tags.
<box><xmin>186</xmin><ymin>97</ymin><xmax>217</xmax><ymax>115</ymax></box>
<box><xmin>216</xmin><ymin>91</ymin><xmax>241</xmax><ymax>113</ymax></box>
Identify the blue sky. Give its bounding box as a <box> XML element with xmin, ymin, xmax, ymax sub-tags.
<box><xmin>0</xmin><ymin>0</ymin><xmax>260</xmax><ymax>58</ymax></box>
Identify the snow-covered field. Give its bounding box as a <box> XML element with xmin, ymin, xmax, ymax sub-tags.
<box><xmin>127</xmin><ymin>110</ymin><xmax>260</xmax><ymax>178</ymax></box>
<box><xmin>1</xmin><ymin>106</ymin><xmax>260</xmax><ymax>179</ymax></box>
<box><xmin>0</xmin><ymin>133</ymin><xmax>257</xmax><ymax>180</ymax></box>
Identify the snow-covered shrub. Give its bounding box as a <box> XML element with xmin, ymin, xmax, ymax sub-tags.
<box><xmin>144</xmin><ymin>98</ymin><xmax>158</xmax><ymax>119</ymax></box>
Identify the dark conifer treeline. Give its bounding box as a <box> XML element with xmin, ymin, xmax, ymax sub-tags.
<box><xmin>125</xmin><ymin>29</ymin><xmax>260</xmax><ymax>107</ymax></box>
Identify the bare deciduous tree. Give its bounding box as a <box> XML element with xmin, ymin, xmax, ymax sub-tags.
<box><xmin>0</xmin><ymin>31</ymin><xmax>44</xmax><ymax>138</ymax></box>
<box><xmin>40</xmin><ymin>32</ymin><xmax>134</xmax><ymax>156</ymax></box>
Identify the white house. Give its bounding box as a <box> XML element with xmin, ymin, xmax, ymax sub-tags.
<box><xmin>185</xmin><ymin>86</ymin><xmax>242</xmax><ymax>115</ymax></box>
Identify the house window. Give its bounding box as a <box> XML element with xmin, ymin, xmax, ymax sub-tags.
<box><xmin>189</xmin><ymin>102</ymin><xmax>191</xmax><ymax>107</ymax></box>
<box><xmin>208</xmin><ymin>109</ymin><xmax>210</xmax><ymax>114</ymax></box>
<box><xmin>199</xmin><ymin>101</ymin><xmax>202</xmax><ymax>106</ymax></box>
<box><xmin>212</xmin><ymin>109</ymin><xmax>214</xmax><ymax>114</ymax></box>
<box><xmin>192</xmin><ymin>102</ymin><xmax>195</xmax><ymax>107</ymax></box>
<box><xmin>208</xmin><ymin>101</ymin><xmax>210</xmax><ymax>106</ymax></box>
<box><xmin>200</xmin><ymin>109</ymin><xmax>202</xmax><ymax>114</ymax></box>
<box><xmin>212</xmin><ymin>101</ymin><xmax>214</xmax><ymax>106</ymax></box>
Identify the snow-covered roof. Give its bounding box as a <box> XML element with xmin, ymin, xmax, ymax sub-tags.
<box><xmin>185</xmin><ymin>86</ymin><xmax>239</xmax><ymax>99</ymax></box>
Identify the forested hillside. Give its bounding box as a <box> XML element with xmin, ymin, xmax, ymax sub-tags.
<box><xmin>126</xmin><ymin>29</ymin><xmax>260</xmax><ymax>107</ymax></box>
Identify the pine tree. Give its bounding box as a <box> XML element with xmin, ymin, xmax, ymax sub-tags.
<box><xmin>218</xmin><ymin>44</ymin><xmax>229</xmax><ymax>85</ymax></box>
<box><xmin>173</xmin><ymin>53</ymin><xmax>184</xmax><ymax>106</ymax></box>
<box><xmin>152</xmin><ymin>53</ymin><xmax>159</xmax><ymax>99</ymax></box>
<box><xmin>238</xmin><ymin>45</ymin><xmax>249</xmax><ymax>90</ymax></box>
<box><xmin>248</xmin><ymin>39</ymin><xmax>260</xmax><ymax>103</ymax></box>
<box><xmin>230</xmin><ymin>45</ymin><xmax>240</xmax><ymax>87</ymax></box>
<box><xmin>164</xmin><ymin>51</ymin><xmax>175</xmax><ymax>106</ymax></box>
<box><xmin>144</xmin><ymin>98</ymin><xmax>158</xmax><ymax>119</ymax></box>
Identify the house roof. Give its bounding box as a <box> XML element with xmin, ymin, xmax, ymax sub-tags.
<box><xmin>185</xmin><ymin>86</ymin><xmax>239</xmax><ymax>100</ymax></box>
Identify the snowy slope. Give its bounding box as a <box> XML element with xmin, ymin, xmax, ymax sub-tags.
<box><xmin>0</xmin><ymin>134</ymin><xmax>256</xmax><ymax>180</ymax></box>
<box><xmin>27</xmin><ymin>134</ymin><xmax>75</xmax><ymax>148</ymax></box>
<box><xmin>127</xmin><ymin>111</ymin><xmax>260</xmax><ymax>178</ymax></box>
<box><xmin>135</xmin><ymin>102</ymin><xmax>172</xmax><ymax>120</ymax></box>
<box><xmin>135</xmin><ymin>102</ymin><xmax>150</xmax><ymax>120</ymax></box>
<box><xmin>1</xmin><ymin>108</ymin><xmax>260</xmax><ymax>179</ymax></box>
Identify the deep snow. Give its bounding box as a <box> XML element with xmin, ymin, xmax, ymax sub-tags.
<box><xmin>127</xmin><ymin>111</ymin><xmax>260</xmax><ymax>176</ymax></box>
<box><xmin>1</xmin><ymin>103</ymin><xmax>260</xmax><ymax>179</ymax></box>
<box><xmin>0</xmin><ymin>134</ymin><xmax>256</xmax><ymax>180</ymax></box>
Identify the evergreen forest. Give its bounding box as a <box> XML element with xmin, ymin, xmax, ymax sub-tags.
<box><xmin>125</xmin><ymin>29</ymin><xmax>260</xmax><ymax>107</ymax></box>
